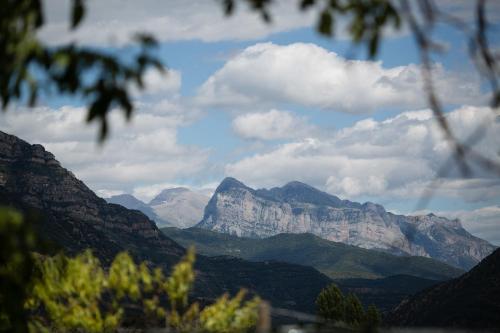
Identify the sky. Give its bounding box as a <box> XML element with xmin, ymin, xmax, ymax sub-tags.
<box><xmin>1</xmin><ymin>0</ymin><xmax>500</xmax><ymax>244</ymax></box>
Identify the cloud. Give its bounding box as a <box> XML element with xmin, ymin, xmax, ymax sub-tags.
<box><xmin>232</xmin><ymin>109</ymin><xmax>316</xmax><ymax>140</ymax></box>
<box><xmin>38</xmin><ymin>0</ymin><xmax>316</xmax><ymax>46</ymax></box>
<box><xmin>225</xmin><ymin>106</ymin><xmax>500</xmax><ymax>202</ymax></box>
<box><xmin>197</xmin><ymin>43</ymin><xmax>486</xmax><ymax>113</ymax></box>
<box><xmin>0</xmin><ymin>93</ymin><xmax>209</xmax><ymax>195</ymax></box>
<box><xmin>131</xmin><ymin>69</ymin><xmax>182</xmax><ymax>98</ymax></box>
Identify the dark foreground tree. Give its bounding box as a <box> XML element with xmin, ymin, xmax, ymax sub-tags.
<box><xmin>316</xmin><ymin>283</ymin><xmax>345</xmax><ymax>322</ymax></box>
<box><xmin>364</xmin><ymin>304</ymin><xmax>382</xmax><ymax>330</ymax></box>
<box><xmin>316</xmin><ymin>283</ymin><xmax>382</xmax><ymax>329</ymax></box>
<box><xmin>0</xmin><ymin>208</ymin><xmax>260</xmax><ymax>333</ymax></box>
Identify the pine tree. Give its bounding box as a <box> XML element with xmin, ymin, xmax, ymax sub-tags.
<box><xmin>364</xmin><ymin>304</ymin><xmax>382</xmax><ymax>330</ymax></box>
<box><xmin>315</xmin><ymin>284</ymin><xmax>345</xmax><ymax>322</ymax></box>
<box><xmin>344</xmin><ymin>293</ymin><xmax>365</xmax><ymax>325</ymax></box>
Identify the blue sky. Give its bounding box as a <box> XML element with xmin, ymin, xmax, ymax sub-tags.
<box><xmin>1</xmin><ymin>0</ymin><xmax>500</xmax><ymax>244</ymax></box>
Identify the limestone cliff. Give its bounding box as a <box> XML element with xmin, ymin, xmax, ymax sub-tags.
<box><xmin>197</xmin><ymin>177</ymin><xmax>495</xmax><ymax>269</ymax></box>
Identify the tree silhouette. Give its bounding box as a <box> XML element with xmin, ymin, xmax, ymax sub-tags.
<box><xmin>316</xmin><ymin>283</ymin><xmax>345</xmax><ymax>322</ymax></box>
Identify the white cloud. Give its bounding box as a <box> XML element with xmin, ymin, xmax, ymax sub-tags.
<box><xmin>37</xmin><ymin>0</ymin><xmax>500</xmax><ymax>47</ymax></box>
<box><xmin>0</xmin><ymin>96</ymin><xmax>209</xmax><ymax>195</ymax></box>
<box><xmin>197</xmin><ymin>43</ymin><xmax>485</xmax><ymax>113</ymax></box>
<box><xmin>38</xmin><ymin>0</ymin><xmax>316</xmax><ymax>46</ymax></box>
<box><xmin>232</xmin><ymin>109</ymin><xmax>316</xmax><ymax>140</ymax></box>
<box><xmin>131</xmin><ymin>69</ymin><xmax>182</xmax><ymax>98</ymax></box>
<box><xmin>225</xmin><ymin>106</ymin><xmax>500</xmax><ymax>202</ymax></box>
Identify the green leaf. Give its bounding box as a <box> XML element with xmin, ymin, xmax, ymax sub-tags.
<box><xmin>300</xmin><ymin>0</ymin><xmax>316</xmax><ymax>10</ymax></box>
<box><xmin>71</xmin><ymin>0</ymin><xmax>85</xmax><ymax>29</ymax></box>
<box><xmin>318</xmin><ymin>10</ymin><xmax>333</xmax><ymax>36</ymax></box>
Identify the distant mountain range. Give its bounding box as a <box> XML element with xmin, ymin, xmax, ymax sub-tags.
<box><xmin>196</xmin><ymin>177</ymin><xmax>495</xmax><ymax>270</ymax></box>
<box><xmin>162</xmin><ymin>227</ymin><xmax>463</xmax><ymax>280</ymax></box>
<box><xmin>0</xmin><ymin>131</ymin><xmax>331</xmax><ymax>314</ymax></box>
<box><xmin>107</xmin><ymin>188</ymin><xmax>209</xmax><ymax>228</ymax></box>
<box><xmin>386</xmin><ymin>248</ymin><xmax>500</xmax><ymax>329</ymax></box>
<box><xmin>3</xmin><ymin>130</ymin><xmax>499</xmax><ymax>326</ymax></box>
<box><xmin>162</xmin><ymin>227</ymin><xmax>464</xmax><ymax>312</ymax></box>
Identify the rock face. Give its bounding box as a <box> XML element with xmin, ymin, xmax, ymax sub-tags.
<box><xmin>197</xmin><ymin>177</ymin><xmax>495</xmax><ymax>270</ymax></box>
<box><xmin>0</xmin><ymin>131</ymin><xmax>184</xmax><ymax>264</ymax></box>
<box><xmin>386</xmin><ymin>248</ymin><xmax>500</xmax><ymax>329</ymax></box>
<box><xmin>106</xmin><ymin>189</ymin><xmax>209</xmax><ymax>228</ymax></box>
<box><xmin>149</xmin><ymin>188</ymin><xmax>209</xmax><ymax>228</ymax></box>
<box><xmin>0</xmin><ymin>131</ymin><xmax>332</xmax><ymax>313</ymax></box>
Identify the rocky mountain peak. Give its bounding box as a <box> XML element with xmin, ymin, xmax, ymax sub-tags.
<box><xmin>149</xmin><ymin>187</ymin><xmax>190</xmax><ymax>206</ymax></box>
<box><xmin>361</xmin><ymin>201</ymin><xmax>386</xmax><ymax>215</ymax></box>
<box><xmin>0</xmin><ymin>131</ymin><xmax>184</xmax><ymax>263</ymax></box>
<box><xmin>108</xmin><ymin>193</ymin><xmax>143</xmax><ymax>205</ymax></box>
<box><xmin>0</xmin><ymin>132</ymin><xmax>60</xmax><ymax>167</ymax></box>
<box><xmin>215</xmin><ymin>177</ymin><xmax>250</xmax><ymax>193</ymax></box>
<box><xmin>197</xmin><ymin>177</ymin><xmax>495</xmax><ymax>270</ymax></box>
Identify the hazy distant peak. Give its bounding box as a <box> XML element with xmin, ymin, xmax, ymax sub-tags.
<box><xmin>108</xmin><ymin>193</ymin><xmax>144</xmax><ymax>204</ymax></box>
<box><xmin>282</xmin><ymin>180</ymin><xmax>315</xmax><ymax>189</ymax></box>
<box><xmin>149</xmin><ymin>187</ymin><xmax>191</xmax><ymax>206</ymax></box>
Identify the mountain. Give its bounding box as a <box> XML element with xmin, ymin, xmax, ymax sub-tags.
<box><xmin>0</xmin><ymin>131</ymin><xmax>332</xmax><ymax>314</ymax></box>
<box><xmin>338</xmin><ymin>275</ymin><xmax>442</xmax><ymax>313</ymax></box>
<box><xmin>162</xmin><ymin>227</ymin><xmax>463</xmax><ymax>280</ymax></box>
<box><xmin>105</xmin><ymin>189</ymin><xmax>209</xmax><ymax>228</ymax></box>
<box><xmin>149</xmin><ymin>188</ymin><xmax>209</xmax><ymax>228</ymax></box>
<box><xmin>196</xmin><ymin>177</ymin><xmax>495</xmax><ymax>270</ymax></box>
<box><xmin>162</xmin><ymin>227</ymin><xmax>455</xmax><ymax>312</ymax></box>
<box><xmin>386</xmin><ymin>248</ymin><xmax>500</xmax><ymax>329</ymax></box>
<box><xmin>106</xmin><ymin>194</ymin><xmax>163</xmax><ymax>224</ymax></box>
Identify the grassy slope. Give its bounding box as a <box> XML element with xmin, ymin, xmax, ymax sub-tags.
<box><xmin>162</xmin><ymin>227</ymin><xmax>464</xmax><ymax>280</ymax></box>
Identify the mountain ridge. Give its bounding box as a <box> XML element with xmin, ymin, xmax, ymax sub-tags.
<box><xmin>197</xmin><ymin>177</ymin><xmax>495</xmax><ymax>269</ymax></box>
<box><xmin>106</xmin><ymin>187</ymin><xmax>209</xmax><ymax>229</ymax></box>
<box><xmin>161</xmin><ymin>227</ymin><xmax>464</xmax><ymax>280</ymax></box>
<box><xmin>0</xmin><ymin>131</ymin><xmax>332</xmax><ymax>313</ymax></box>
<box><xmin>107</xmin><ymin>194</ymin><xmax>163</xmax><ymax>224</ymax></box>
<box><xmin>386</xmin><ymin>248</ymin><xmax>500</xmax><ymax>328</ymax></box>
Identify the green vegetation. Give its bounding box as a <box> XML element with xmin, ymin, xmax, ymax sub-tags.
<box><xmin>1</xmin><ymin>1</ymin><xmax>164</xmax><ymax>141</ymax></box>
<box><xmin>316</xmin><ymin>283</ymin><xmax>381</xmax><ymax>330</ymax></box>
<box><xmin>0</xmin><ymin>208</ymin><xmax>260</xmax><ymax>332</ymax></box>
<box><xmin>162</xmin><ymin>227</ymin><xmax>464</xmax><ymax>280</ymax></box>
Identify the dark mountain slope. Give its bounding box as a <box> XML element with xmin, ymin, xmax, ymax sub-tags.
<box><xmin>386</xmin><ymin>248</ymin><xmax>500</xmax><ymax>329</ymax></box>
<box><xmin>0</xmin><ymin>131</ymin><xmax>331</xmax><ymax>313</ymax></box>
<box><xmin>337</xmin><ymin>275</ymin><xmax>441</xmax><ymax>313</ymax></box>
<box><xmin>162</xmin><ymin>227</ymin><xmax>450</xmax><ymax>312</ymax></box>
<box><xmin>162</xmin><ymin>227</ymin><xmax>463</xmax><ymax>280</ymax></box>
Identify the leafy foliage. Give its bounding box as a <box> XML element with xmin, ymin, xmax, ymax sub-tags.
<box><xmin>221</xmin><ymin>0</ymin><xmax>500</xmax><ymax>182</ymax></box>
<box><xmin>0</xmin><ymin>0</ymin><xmax>164</xmax><ymax>141</ymax></box>
<box><xmin>0</xmin><ymin>208</ymin><xmax>260</xmax><ymax>332</ymax></box>
<box><xmin>221</xmin><ymin>0</ymin><xmax>400</xmax><ymax>58</ymax></box>
<box><xmin>316</xmin><ymin>284</ymin><xmax>345</xmax><ymax>322</ymax></box>
<box><xmin>200</xmin><ymin>290</ymin><xmax>260</xmax><ymax>333</ymax></box>
<box><xmin>0</xmin><ymin>208</ymin><xmax>37</xmax><ymax>332</ymax></box>
<box><xmin>316</xmin><ymin>283</ymin><xmax>381</xmax><ymax>329</ymax></box>
<box><xmin>364</xmin><ymin>304</ymin><xmax>382</xmax><ymax>329</ymax></box>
